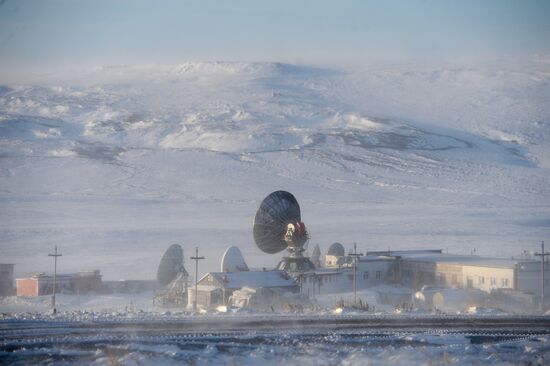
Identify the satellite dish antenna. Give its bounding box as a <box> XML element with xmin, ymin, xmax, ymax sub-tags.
<box><xmin>157</xmin><ymin>244</ymin><xmax>185</xmax><ymax>286</ymax></box>
<box><xmin>221</xmin><ymin>246</ymin><xmax>249</xmax><ymax>272</ymax></box>
<box><xmin>327</xmin><ymin>242</ymin><xmax>345</xmax><ymax>257</ymax></box>
<box><xmin>253</xmin><ymin>190</ymin><xmax>315</xmax><ymax>272</ymax></box>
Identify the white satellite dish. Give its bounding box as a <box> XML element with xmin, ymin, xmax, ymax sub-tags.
<box><xmin>157</xmin><ymin>244</ymin><xmax>186</xmax><ymax>286</ymax></box>
<box><xmin>221</xmin><ymin>246</ymin><xmax>249</xmax><ymax>272</ymax></box>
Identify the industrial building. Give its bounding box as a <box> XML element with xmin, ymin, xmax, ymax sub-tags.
<box><xmin>16</xmin><ymin>270</ymin><xmax>103</xmax><ymax>297</ymax></box>
<box><xmin>365</xmin><ymin>249</ymin><xmax>550</xmax><ymax>298</ymax></box>
<box><xmin>0</xmin><ymin>264</ymin><xmax>15</xmax><ymax>296</ymax></box>
<box><xmin>293</xmin><ymin>245</ymin><xmax>549</xmax><ymax>311</ymax></box>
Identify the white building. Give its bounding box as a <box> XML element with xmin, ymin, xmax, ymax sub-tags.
<box><xmin>365</xmin><ymin>250</ymin><xmax>549</xmax><ymax>303</ymax></box>
<box><xmin>189</xmin><ymin>269</ymin><xmax>298</xmax><ymax>310</ymax></box>
<box><xmin>312</xmin><ymin>246</ymin><xmax>549</xmax><ymax>309</ymax></box>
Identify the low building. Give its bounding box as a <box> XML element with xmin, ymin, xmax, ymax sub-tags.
<box><xmin>355</xmin><ymin>256</ymin><xmax>396</xmax><ymax>288</ymax></box>
<box><xmin>0</xmin><ymin>264</ymin><xmax>15</xmax><ymax>296</ymax></box>
<box><xmin>298</xmin><ymin>270</ymin><xmax>344</xmax><ymax>296</ymax></box>
<box><xmin>16</xmin><ymin>270</ymin><xmax>103</xmax><ymax>297</ymax></box>
<box><xmin>365</xmin><ymin>250</ymin><xmax>550</xmax><ymax>302</ymax></box>
<box><xmin>298</xmin><ymin>255</ymin><xmax>396</xmax><ymax>297</ymax></box>
<box><xmin>188</xmin><ymin>269</ymin><xmax>298</xmax><ymax>310</ymax></box>
<box><xmin>104</xmin><ymin>279</ymin><xmax>158</xmax><ymax>294</ymax></box>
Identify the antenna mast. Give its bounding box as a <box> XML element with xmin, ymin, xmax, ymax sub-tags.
<box><xmin>190</xmin><ymin>247</ymin><xmax>205</xmax><ymax>312</ymax></box>
<box><xmin>535</xmin><ymin>241</ymin><xmax>549</xmax><ymax>313</ymax></box>
<box><xmin>48</xmin><ymin>246</ymin><xmax>62</xmax><ymax>314</ymax></box>
<box><xmin>349</xmin><ymin>243</ymin><xmax>362</xmax><ymax>306</ymax></box>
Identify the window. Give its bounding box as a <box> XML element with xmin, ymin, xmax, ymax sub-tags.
<box><xmin>363</xmin><ymin>271</ymin><xmax>369</xmax><ymax>280</ymax></box>
<box><xmin>376</xmin><ymin>271</ymin><xmax>381</xmax><ymax>280</ymax></box>
<box><xmin>466</xmin><ymin>276</ymin><xmax>473</xmax><ymax>288</ymax></box>
<box><xmin>478</xmin><ymin>276</ymin><xmax>485</xmax><ymax>285</ymax></box>
<box><xmin>490</xmin><ymin>277</ymin><xmax>496</xmax><ymax>286</ymax></box>
<box><xmin>501</xmin><ymin>278</ymin><xmax>509</xmax><ymax>287</ymax></box>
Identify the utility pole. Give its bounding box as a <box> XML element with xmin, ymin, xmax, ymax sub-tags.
<box><xmin>349</xmin><ymin>243</ymin><xmax>362</xmax><ymax>306</ymax></box>
<box><xmin>190</xmin><ymin>247</ymin><xmax>205</xmax><ymax>312</ymax></box>
<box><xmin>535</xmin><ymin>241</ymin><xmax>549</xmax><ymax>313</ymax></box>
<box><xmin>48</xmin><ymin>246</ymin><xmax>62</xmax><ymax>315</ymax></box>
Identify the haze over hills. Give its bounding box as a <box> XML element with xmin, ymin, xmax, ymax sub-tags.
<box><xmin>0</xmin><ymin>60</ymin><xmax>549</xmax><ymax>280</ymax></box>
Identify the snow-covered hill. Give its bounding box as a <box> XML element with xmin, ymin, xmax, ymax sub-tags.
<box><xmin>1</xmin><ymin>60</ymin><xmax>549</xmax><ymax>280</ymax></box>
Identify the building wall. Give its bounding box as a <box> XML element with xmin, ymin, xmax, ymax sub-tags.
<box><xmin>398</xmin><ymin>260</ymin><xmax>520</xmax><ymax>293</ymax></box>
<box><xmin>104</xmin><ymin>280</ymin><xmax>158</xmax><ymax>293</ymax></box>
<box><xmin>300</xmin><ymin>272</ymin><xmax>344</xmax><ymax>296</ymax></box>
<box><xmin>399</xmin><ymin>261</ymin><xmax>437</xmax><ymax>290</ymax></box>
<box><xmin>299</xmin><ymin>259</ymin><xmax>394</xmax><ymax>296</ymax></box>
<box><xmin>0</xmin><ymin>264</ymin><xmax>15</xmax><ymax>296</ymax></box>
<box><xmin>16</xmin><ymin>272</ymin><xmax>103</xmax><ymax>297</ymax></box>
<box><xmin>324</xmin><ymin>255</ymin><xmax>344</xmax><ymax>268</ymax></box>
<box><xmin>461</xmin><ymin>265</ymin><xmax>514</xmax><ymax>293</ymax></box>
<box><xmin>364</xmin><ymin>253</ymin><xmax>547</xmax><ymax>301</ymax></box>
<box><xmin>434</xmin><ymin>263</ymin><xmax>463</xmax><ymax>287</ymax></box>
<box><xmin>75</xmin><ymin>272</ymin><xmax>103</xmax><ymax>294</ymax></box>
<box><xmin>515</xmin><ymin>261</ymin><xmax>550</xmax><ymax>297</ymax></box>
<box><xmin>188</xmin><ymin>287</ymin><xmax>223</xmax><ymax>309</ymax></box>
<box><xmin>16</xmin><ymin>278</ymin><xmax>38</xmax><ymax>296</ymax></box>
<box><xmin>356</xmin><ymin>260</ymin><xmax>394</xmax><ymax>288</ymax></box>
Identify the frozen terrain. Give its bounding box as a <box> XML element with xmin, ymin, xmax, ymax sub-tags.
<box><xmin>1</xmin><ymin>59</ymin><xmax>549</xmax><ymax>280</ymax></box>
<box><xmin>1</xmin><ymin>313</ymin><xmax>549</xmax><ymax>366</ymax></box>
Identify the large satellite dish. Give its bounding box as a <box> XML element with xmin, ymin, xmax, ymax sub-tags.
<box><xmin>157</xmin><ymin>244</ymin><xmax>185</xmax><ymax>286</ymax></box>
<box><xmin>221</xmin><ymin>246</ymin><xmax>249</xmax><ymax>272</ymax></box>
<box><xmin>253</xmin><ymin>190</ymin><xmax>314</xmax><ymax>271</ymax></box>
<box><xmin>253</xmin><ymin>190</ymin><xmax>307</xmax><ymax>254</ymax></box>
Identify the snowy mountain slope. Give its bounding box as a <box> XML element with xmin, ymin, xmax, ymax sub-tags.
<box><xmin>0</xmin><ymin>61</ymin><xmax>549</xmax><ymax>279</ymax></box>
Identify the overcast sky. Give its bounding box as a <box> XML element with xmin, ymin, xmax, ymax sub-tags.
<box><xmin>1</xmin><ymin>0</ymin><xmax>549</xmax><ymax>73</ymax></box>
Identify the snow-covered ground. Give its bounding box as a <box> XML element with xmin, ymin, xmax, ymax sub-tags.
<box><xmin>1</xmin><ymin>313</ymin><xmax>549</xmax><ymax>366</ymax></box>
<box><xmin>0</xmin><ymin>292</ymin><xmax>156</xmax><ymax>314</ymax></box>
<box><xmin>1</xmin><ymin>292</ymin><xmax>549</xmax><ymax>365</ymax></box>
<box><xmin>0</xmin><ymin>330</ymin><xmax>548</xmax><ymax>366</ymax></box>
<box><xmin>1</xmin><ymin>59</ymin><xmax>549</xmax><ymax>283</ymax></box>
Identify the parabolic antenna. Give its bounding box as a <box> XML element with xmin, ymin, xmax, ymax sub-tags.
<box><xmin>327</xmin><ymin>242</ymin><xmax>345</xmax><ymax>257</ymax></box>
<box><xmin>253</xmin><ymin>191</ymin><xmax>315</xmax><ymax>272</ymax></box>
<box><xmin>253</xmin><ymin>190</ymin><xmax>307</xmax><ymax>254</ymax></box>
<box><xmin>221</xmin><ymin>246</ymin><xmax>249</xmax><ymax>272</ymax></box>
<box><xmin>157</xmin><ymin>244</ymin><xmax>185</xmax><ymax>286</ymax></box>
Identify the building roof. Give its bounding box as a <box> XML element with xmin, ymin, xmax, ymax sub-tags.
<box><xmin>371</xmin><ymin>250</ymin><xmax>535</xmax><ymax>269</ymax></box>
<box><xmin>201</xmin><ymin>270</ymin><xmax>297</xmax><ymax>290</ymax></box>
<box><xmin>17</xmin><ymin>271</ymin><xmax>102</xmax><ymax>281</ymax></box>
